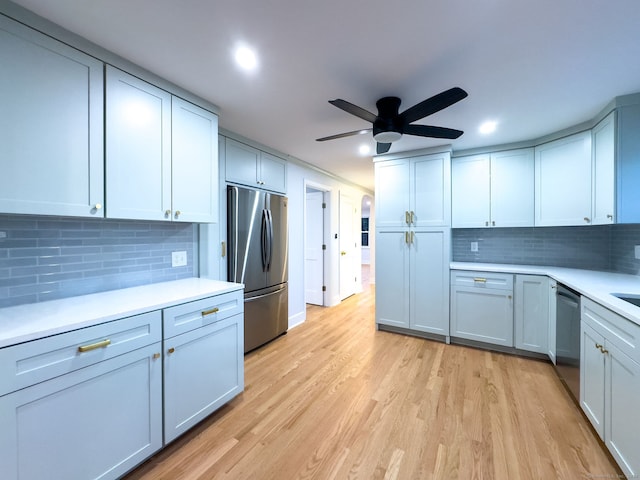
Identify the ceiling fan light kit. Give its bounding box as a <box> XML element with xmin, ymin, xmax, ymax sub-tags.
<box><xmin>317</xmin><ymin>87</ymin><xmax>468</xmax><ymax>155</ymax></box>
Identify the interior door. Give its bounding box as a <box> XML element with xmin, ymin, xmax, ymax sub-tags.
<box><xmin>305</xmin><ymin>190</ymin><xmax>324</xmax><ymax>305</ymax></box>
<box><xmin>339</xmin><ymin>192</ymin><xmax>357</xmax><ymax>300</ymax></box>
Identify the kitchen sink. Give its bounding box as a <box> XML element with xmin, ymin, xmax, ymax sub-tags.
<box><xmin>611</xmin><ymin>293</ymin><xmax>640</xmax><ymax>308</ymax></box>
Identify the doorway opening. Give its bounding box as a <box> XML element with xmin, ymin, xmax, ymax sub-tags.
<box><xmin>304</xmin><ymin>182</ymin><xmax>330</xmax><ymax>306</ymax></box>
<box><xmin>361</xmin><ymin>194</ymin><xmax>373</xmax><ymax>290</ymax></box>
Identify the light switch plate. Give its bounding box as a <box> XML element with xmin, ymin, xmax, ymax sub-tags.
<box><xmin>471</xmin><ymin>241</ymin><xmax>478</xmax><ymax>252</ymax></box>
<box><xmin>172</xmin><ymin>251</ymin><xmax>187</xmax><ymax>267</ymax></box>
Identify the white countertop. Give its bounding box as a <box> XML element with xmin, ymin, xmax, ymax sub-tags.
<box><xmin>451</xmin><ymin>262</ymin><xmax>640</xmax><ymax>326</ymax></box>
<box><xmin>0</xmin><ymin>278</ymin><xmax>243</xmax><ymax>348</ymax></box>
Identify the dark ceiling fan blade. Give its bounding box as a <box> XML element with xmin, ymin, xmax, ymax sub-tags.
<box><xmin>329</xmin><ymin>99</ymin><xmax>378</xmax><ymax>123</ymax></box>
<box><xmin>400</xmin><ymin>87</ymin><xmax>468</xmax><ymax>124</ymax></box>
<box><xmin>316</xmin><ymin>128</ymin><xmax>372</xmax><ymax>142</ymax></box>
<box><xmin>377</xmin><ymin>142</ymin><xmax>392</xmax><ymax>154</ymax></box>
<box><xmin>404</xmin><ymin>124</ymin><xmax>464</xmax><ymax>139</ymax></box>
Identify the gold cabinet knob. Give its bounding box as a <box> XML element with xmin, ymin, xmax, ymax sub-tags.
<box><xmin>94</xmin><ymin>203</ymin><xmax>102</xmax><ymax>210</ymax></box>
<box><xmin>152</xmin><ymin>353</ymin><xmax>161</xmax><ymax>360</ymax></box>
<box><xmin>167</xmin><ymin>347</ymin><xmax>175</xmax><ymax>354</ymax></box>
<box><xmin>340</xmin><ymin>251</ymin><xmax>347</xmax><ymax>256</ymax></box>
<box><xmin>165</xmin><ymin>209</ymin><xmax>171</xmax><ymax>217</ymax></box>
<box><xmin>175</xmin><ymin>210</ymin><xmax>181</xmax><ymax>218</ymax></box>
<box><xmin>584</xmin><ymin>217</ymin><xmax>591</xmax><ymax>223</ymax></box>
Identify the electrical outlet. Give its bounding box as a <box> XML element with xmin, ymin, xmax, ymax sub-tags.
<box><xmin>635</xmin><ymin>245</ymin><xmax>640</xmax><ymax>260</ymax></box>
<box><xmin>171</xmin><ymin>251</ymin><xmax>187</xmax><ymax>267</ymax></box>
<box><xmin>0</xmin><ymin>231</ymin><xmax>6</xmax><ymax>239</ymax></box>
<box><xmin>471</xmin><ymin>241</ymin><xmax>478</xmax><ymax>252</ymax></box>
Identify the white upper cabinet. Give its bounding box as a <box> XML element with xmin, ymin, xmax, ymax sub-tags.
<box><xmin>171</xmin><ymin>97</ymin><xmax>219</xmax><ymax>223</ymax></box>
<box><xmin>452</xmin><ymin>149</ymin><xmax>534</xmax><ymax>228</ymax></box>
<box><xmin>106</xmin><ymin>67</ymin><xmax>218</xmax><ymax>222</ymax></box>
<box><xmin>375</xmin><ymin>152</ymin><xmax>451</xmax><ymax>228</ymax></box>
<box><xmin>0</xmin><ymin>15</ymin><xmax>104</xmax><ymax>217</ymax></box>
<box><xmin>591</xmin><ymin>112</ymin><xmax>615</xmax><ymax>224</ymax></box>
<box><xmin>535</xmin><ymin>131</ymin><xmax>593</xmax><ymax>226</ymax></box>
<box><xmin>225</xmin><ymin>138</ymin><xmax>287</xmax><ymax>193</ymax></box>
<box><xmin>106</xmin><ymin>66</ymin><xmax>172</xmax><ymax>221</ymax></box>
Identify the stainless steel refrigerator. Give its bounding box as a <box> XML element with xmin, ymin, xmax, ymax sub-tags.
<box><xmin>227</xmin><ymin>185</ymin><xmax>288</xmax><ymax>352</ymax></box>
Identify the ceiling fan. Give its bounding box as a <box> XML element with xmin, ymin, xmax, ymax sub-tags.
<box><xmin>316</xmin><ymin>87</ymin><xmax>468</xmax><ymax>154</ymax></box>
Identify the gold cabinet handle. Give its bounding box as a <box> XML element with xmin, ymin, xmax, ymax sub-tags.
<box><xmin>410</xmin><ymin>211</ymin><xmax>415</xmax><ymax>224</ymax></box>
<box><xmin>341</xmin><ymin>251</ymin><xmax>347</xmax><ymax>256</ymax></box>
<box><xmin>167</xmin><ymin>347</ymin><xmax>175</xmax><ymax>354</ymax></box>
<box><xmin>410</xmin><ymin>231</ymin><xmax>415</xmax><ymax>244</ymax></box>
<box><xmin>492</xmin><ymin>221</ymin><xmax>495</xmax><ymax>226</ymax></box>
<box><xmin>175</xmin><ymin>210</ymin><xmax>181</xmax><ymax>218</ymax></box>
<box><xmin>165</xmin><ymin>209</ymin><xmax>172</xmax><ymax>217</ymax></box>
<box><xmin>202</xmin><ymin>307</ymin><xmax>220</xmax><ymax>317</ymax></box>
<box><xmin>153</xmin><ymin>353</ymin><xmax>161</xmax><ymax>360</ymax></box>
<box><xmin>221</xmin><ymin>241</ymin><xmax>226</xmax><ymax>258</ymax></box>
<box><xmin>78</xmin><ymin>339</ymin><xmax>111</xmax><ymax>353</ymax></box>
<box><xmin>473</xmin><ymin>277</ymin><xmax>487</xmax><ymax>283</ymax></box>
<box><xmin>94</xmin><ymin>203</ymin><xmax>102</xmax><ymax>210</ymax></box>
<box><xmin>584</xmin><ymin>217</ymin><xmax>591</xmax><ymax>223</ymax></box>
<box><xmin>405</xmin><ymin>211</ymin><xmax>411</xmax><ymax>225</ymax></box>
<box><xmin>485</xmin><ymin>221</ymin><xmax>489</xmax><ymax>226</ymax></box>
<box><xmin>405</xmin><ymin>232</ymin><xmax>410</xmax><ymax>244</ymax></box>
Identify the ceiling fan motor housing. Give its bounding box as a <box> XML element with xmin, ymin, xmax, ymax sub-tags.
<box><xmin>373</xmin><ymin>96</ymin><xmax>403</xmax><ymax>142</ymax></box>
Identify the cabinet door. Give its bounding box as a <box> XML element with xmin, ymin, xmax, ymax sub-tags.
<box><xmin>490</xmin><ymin>149</ymin><xmax>534</xmax><ymax>227</ymax></box>
<box><xmin>548</xmin><ymin>279</ymin><xmax>557</xmax><ymax>364</ymax></box>
<box><xmin>260</xmin><ymin>152</ymin><xmax>287</xmax><ymax>193</ymax></box>
<box><xmin>451</xmin><ymin>155</ymin><xmax>490</xmax><ymax>227</ymax></box>
<box><xmin>514</xmin><ymin>275</ymin><xmax>549</xmax><ymax>353</ymax></box>
<box><xmin>580</xmin><ymin>321</ymin><xmax>605</xmax><ymax>439</ymax></box>
<box><xmin>451</xmin><ymin>287</ymin><xmax>513</xmax><ymax>347</ymax></box>
<box><xmin>171</xmin><ymin>97</ymin><xmax>219</xmax><ymax>222</ymax></box>
<box><xmin>225</xmin><ymin>138</ymin><xmax>260</xmax><ymax>187</ymax></box>
<box><xmin>605</xmin><ymin>343</ymin><xmax>640</xmax><ymax>478</ymax></box>
<box><xmin>410</xmin><ymin>230</ymin><xmax>449</xmax><ymax>335</ymax></box>
<box><xmin>0</xmin><ymin>15</ymin><xmax>104</xmax><ymax>217</ymax></box>
<box><xmin>106</xmin><ymin>66</ymin><xmax>172</xmax><ymax>220</ymax></box>
<box><xmin>0</xmin><ymin>343</ymin><xmax>162</xmax><ymax>480</ymax></box>
<box><xmin>411</xmin><ymin>153</ymin><xmax>450</xmax><ymax>227</ymax></box>
<box><xmin>535</xmin><ymin>131</ymin><xmax>592</xmax><ymax>226</ymax></box>
<box><xmin>375</xmin><ymin>160</ymin><xmax>411</xmax><ymax>227</ymax></box>
<box><xmin>164</xmin><ymin>315</ymin><xmax>244</xmax><ymax>443</ymax></box>
<box><xmin>592</xmin><ymin>112</ymin><xmax>615</xmax><ymax>225</ymax></box>
<box><xmin>375</xmin><ymin>230</ymin><xmax>410</xmax><ymax>328</ymax></box>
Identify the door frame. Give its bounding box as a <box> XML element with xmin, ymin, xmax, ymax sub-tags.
<box><xmin>303</xmin><ymin>180</ymin><xmax>331</xmax><ymax>307</ymax></box>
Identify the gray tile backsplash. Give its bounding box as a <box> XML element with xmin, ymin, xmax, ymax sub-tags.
<box><xmin>452</xmin><ymin>224</ymin><xmax>640</xmax><ymax>275</ymax></box>
<box><xmin>0</xmin><ymin>214</ymin><xmax>198</xmax><ymax>308</ymax></box>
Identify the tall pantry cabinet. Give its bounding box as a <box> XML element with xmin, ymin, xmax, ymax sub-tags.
<box><xmin>374</xmin><ymin>150</ymin><xmax>451</xmax><ymax>337</ymax></box>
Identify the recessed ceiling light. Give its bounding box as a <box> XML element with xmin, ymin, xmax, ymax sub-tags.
<box><xmin>359</xmin><ymin>144</ymin><xmax>371</xmax><ymax>155</ymax></box>
<box><xmin>234</xmin><ymin>45</ymin><xmax>258</xmax><ymax>72</ymax></box>
<box><xmin>479</xmin><ymin>121</ymin><xmax>497</xmax><ymax>134</ymax></box>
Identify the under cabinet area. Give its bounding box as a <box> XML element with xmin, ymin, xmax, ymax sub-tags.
<box><xmin>581</xmin><ymin>297</ymin><xmax>640</xmax><ymax>478</ymax></box>
<box><xmin>225</xmin><ymin>138</ymin><xmax>287</xmax><ymax>193</ymax></box>
<box><xmin>0</xmin><ymin>14</ymin><xmax>104</xmax><ymax>218</ymax></box>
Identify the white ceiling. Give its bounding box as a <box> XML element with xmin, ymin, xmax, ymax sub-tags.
<box><xmin>11</xmin><ymin>0</ymin><xmax>640</xmax><ymax>192</ymax></box>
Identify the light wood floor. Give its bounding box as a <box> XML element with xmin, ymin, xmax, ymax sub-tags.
<box><xmin>124</xmin><ymin>284</ymin><xmax>621</xmax><ymax>480</ymax></box>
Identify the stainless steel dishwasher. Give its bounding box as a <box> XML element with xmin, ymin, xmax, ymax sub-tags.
<box><xmin>555</xmin><ymin>284</ymin><xmax>581</xmax><ymax>400</ymax></box>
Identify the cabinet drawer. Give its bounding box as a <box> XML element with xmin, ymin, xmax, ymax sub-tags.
<box><xmin>163</xmin><ymin>290</ymin><xmax>243</xmax><ymax>339</ymax></box>
<box><xmin>0</xmin><ymin>310</ymin><xmax>161</xmax><ymax>397</ymax></box>
<box><xmin>582</xmin><ymin>297</ymin><xmax>640</xmax><ymax>364</ymax></box>
<box><xmin>451</xmin><ymin>270</ymin><xmax>513</xmax><ymax>291</ymax></box>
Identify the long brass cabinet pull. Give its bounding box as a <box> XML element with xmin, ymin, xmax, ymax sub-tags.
<box><xmin>595</xmin><ymin>343</ymin><xmax>609</xmax><ymax>354</ymax></box>
<box><xmin>411</xmin><ymin>231</ymin><xmax>415</xmax><ymax>244</ymax></box>
<box><xmin>410</xmin><ymin>211</ymin><xmax>415</xmax><ymax>224</ymax></box>
<box><xmin>405</xmin><ymin>211</ymin><xmax>410</xmax><ymax>225</ymax></box>
<box><xmin>405</xmin><ymin>232</ymin><xmax>410</xmax><ymax>244</ymax></box>
<box><xmin>78</xmin><ymin>339</ymin><xmax>111</xmax><ymax>353</ymax></box>
<box><xmin>202</xmin><ymin>307</ymin><xmax>220</xmax><ymax>317</ymax></box>
<box><xmin>473</xmin><ymin>278</ymin><xmax>487</xmax><ymax>283</ymax></box>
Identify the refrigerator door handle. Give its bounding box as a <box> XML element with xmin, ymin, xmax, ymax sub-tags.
<box><xmin>228</xmin><ymin>186</ymin><xmax>239</xmax><ymax>281</ymax></box>
<box><xmin>266</xmin><ymin>208</ymin><xmax>273</xmax><ymax>271</ymax></box>
<box><xmin>261</xmin><ymin>209</ymin><xmax>268</xmax><ymax>272</ymax></box>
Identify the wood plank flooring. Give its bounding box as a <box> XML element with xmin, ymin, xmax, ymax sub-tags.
<box><xmin>124</xmin><ymin>284</ymin><xmax>621</xmax><ymax>479</ymax></box>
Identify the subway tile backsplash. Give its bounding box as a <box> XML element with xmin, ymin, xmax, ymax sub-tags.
<box><xmin>0</xmin><ymin>214</ymin><xmax>197</xmax><ymax>308</ymax></box>
<box><xmin>452</xmin><ymin>224</ymin><xmax>640</xmax><ymax>275</ymax></box>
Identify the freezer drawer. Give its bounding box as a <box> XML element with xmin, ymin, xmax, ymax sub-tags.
<box><xmin>244</xmin><ymin>284</ymin><xmax>288</xmax><ymax>353</ymax></box>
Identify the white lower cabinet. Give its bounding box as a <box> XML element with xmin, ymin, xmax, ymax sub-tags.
<box><xmin>0</xmin><ymin>343</ymin><xmax>163</xmax><ymax>480</ymax></box>
<box><xmin>581</xmin><ymin>297</ymin><xmax>640</xmax><ymax>478</ymax></box>
<box><xmin>450</xmin><ymin>271</ymin><xmax>514</xmax><ymax>347</ymax></box>
<box><xmin>163</xmin><ymin>315</ymin><xmax>244</xmax><ymax>443</ymax></box>
<box><xmin>514</xmin><ymin>275</ymin><xmax>550</xmax><ymax>354</ymax></box>
<box><xmin>376</xmin><ymin>229</ymin><xmax>449</xmax><ymax>336</ymax></box>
